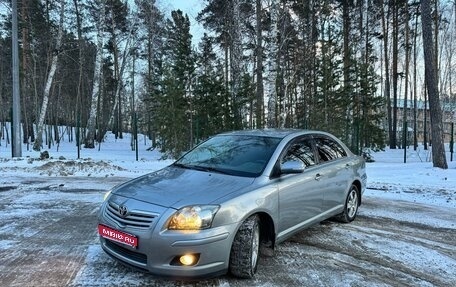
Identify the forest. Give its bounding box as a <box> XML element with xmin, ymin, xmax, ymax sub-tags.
<box><xmin>0</xmin><ymin>0</ymin><xmax>455</xmax><ymax>160</ymax></box>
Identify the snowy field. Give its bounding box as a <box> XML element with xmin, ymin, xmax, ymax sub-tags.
<box><xmin>0</xmin><ymin>130</ymin><xmax>455</xmax><ymax>286</ymax></box>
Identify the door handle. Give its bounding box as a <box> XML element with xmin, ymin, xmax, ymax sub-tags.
<box><xmin>315</xmin><ymin>173</ymin><xmax>322</xmax><ymax>181</ymax></box>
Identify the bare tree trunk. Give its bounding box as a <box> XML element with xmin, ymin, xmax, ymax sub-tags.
<box><xmin>85</xmin><ymin>1</ymin><xmax>105</xmax><ymax>149</ymax></box>
<box><xmin>73</xmin><ymin>0</ymin><xmax>84</xmax><ymax>146</ymax></box>
<box><xmin>413</xmin><ymin>5</ymin><xmax>419</xmax><ymax>150</ymax></box>
<box><xmin>434</xmin><ymin>0</ymin><xmax>439</xmax><ymax>86</ymax></box>
<box><xmin>110</xmin><ymin>5</ymin><xmax>121</xmax><ymax>139</ymax></box>
<box><xmin>255</xmin><ymin>0</ymin><xmax>264</xmax><ymax>129</ymax></box>
<box><xmin>230</xmin><ymin>0</ymin><xmax>243</xmax><ymax>129</ymax></box>
<box><xmin>107</xmin><ymin>24</ymin><xmax>137</xmax><ymax>133</ymax></box>
<box><xmin>33</xmin><ymin>0</ymin><xmax>65</xmax><ymax>151</ymax></box>
<box><xmin>392</xmin><ymin>0</ymin><xmax>399</xmax><ymax>149</ymax></box>
<box><xmin>421</xmin><ymin>0</ymin><xmax>448</xmax><ymax>169</ymax></box>
<box><xmin>403</xmin><ymin>1</ymin><xmax>410</xmax><ymax>150</ymax></box>
<box><xmin>424</xmin><ymin>85</ymin><xmax>428</xmax><ymax>149</ymax></box>
<box><xmin>267</xmin><ymin>1</ymin><xmax>278</xmax><ymax>128</ymax></box>
<box><xmin>21</xmin><ymin>0</ymin><xmax>32</xmax><ymax>145</ymax></box>
<box><xmin>275</xmin><ymin>4</ymin><xmax>285</xmax><ymax>129</ymax></box>
<box><xmin>343</xmin><ymin>0</ymin><xmax>352</xmax><ymax>144</ymax></box>
<box><xmin>381</xmin><ymin>0</ymin><xmax>393</xmax><ymax>149</ymax></box>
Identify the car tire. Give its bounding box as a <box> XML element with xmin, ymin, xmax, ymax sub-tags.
<box><xmin>335</xmin><ymin>184</ymin><xmax>359</xmax><ymax>223</ymax></box>
<box><xmin>229</xmin><ymin>215</ymin><xmax>260</xmax><ymax>278</ymax></box>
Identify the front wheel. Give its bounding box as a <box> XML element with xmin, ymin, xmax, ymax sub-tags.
<box><xmin>229</xmin><ymin>215</ymin><xmax>260</xmax><ymax>278</ymax></box>
<box><xmin>335</xmin><ymin>184</ymin><xmax>360</xmax><ymax>223</ymax></box>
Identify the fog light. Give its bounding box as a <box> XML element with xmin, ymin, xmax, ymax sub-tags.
<box><xmin>180</xmin><ymin>254</ymin><xmax>197</xmax><ymax>266</ymax></box>
<box><xmin>170</xmin><ymin>253</ymin><xmax>200</xmax><ymax>266</ymax></box>
<box><xmin>179</xmin><ymin>254</ymin><xmax>196</xmax><ymax>266</ymax></box>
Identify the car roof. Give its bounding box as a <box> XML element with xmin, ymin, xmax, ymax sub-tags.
<box><xmin>218</xmin><ymin>129</ymin><xmax>316</xmax><ymax>139</ymax></box>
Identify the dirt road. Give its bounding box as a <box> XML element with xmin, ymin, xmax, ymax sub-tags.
<box><xmin>0</xmin><ymin>177</ymin><xmax>454</xmax><ymax>287</ymax></box>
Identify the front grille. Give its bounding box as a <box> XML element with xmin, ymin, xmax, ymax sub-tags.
<box><xmin>105</xmin><ymin>239</ymin><xmax>147</xmax><ymax>265</ymax></box>
<box><xmin>105</xmin><ymin>201</ymin><xmax>158</xmax><ymax>229</ymax></box>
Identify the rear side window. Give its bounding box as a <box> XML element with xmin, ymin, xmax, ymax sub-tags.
<box><xmin>314</xmin><ymin>137</ymin><xmax>347</xmax><ymax>162</ymax></box>
<box><xmin>282</xmin><ymin>138</ymin><xmax>316</xmax><ymax>168</ymax></box>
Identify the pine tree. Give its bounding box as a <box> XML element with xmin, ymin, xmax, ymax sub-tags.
<box><xmin>194</xmin><ymin>34</ymin><xmax>228</xmax><ymax>140</ymax></box>
<box><xmin>421</xmin><ymin>0</ymin><xmax>448</xmax><ymax>169</ymax></box>
<box><xmin>155</xmin><ymin>10</ymin><xmax>195</xmax><ymax>158</ymax></box>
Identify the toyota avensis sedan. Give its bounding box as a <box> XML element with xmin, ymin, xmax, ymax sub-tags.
<box><xmin>98</xmin><ymin>129</ymin><xmax>366</xmax><ymax>279</ymax></box>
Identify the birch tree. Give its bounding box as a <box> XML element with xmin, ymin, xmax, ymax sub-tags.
<box><xmin>85</xmin><ymin>0</ymin><xmax>105</xmax><ymax>148</ymax></box>
<box><xmin>33</xmin><ymin>0</ymin><xmax>65</xmax><ymax>151</ymax></box>
<box><xmin>255</xmin><ymin>0</ymin><xmax>264</xmax><ymax>128</ymax></box>
<box><xmin>266</xmin><ymin>1</ymin><xmax>278</xmax><ymax>128</ymax></box>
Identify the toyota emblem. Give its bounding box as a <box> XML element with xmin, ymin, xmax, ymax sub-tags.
<box><xmin>118</xmin><ymin>205</ymin><xmax>128</xmax><ymax>218</ymax></box>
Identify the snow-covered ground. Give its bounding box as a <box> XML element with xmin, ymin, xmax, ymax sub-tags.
<box><xmin>0</xmin><ymin>132</ymin><xmax>173</xmax><ymax>178</ymax></box>
<box><xmin>1</xmin><ymin>130</ymin><xmax>455</xmax><ymax>286</ymax></box>
<box><xmin>365</xmin><ymin>146</ymin><xmax>456</xmax><ymax>210</ymax></box>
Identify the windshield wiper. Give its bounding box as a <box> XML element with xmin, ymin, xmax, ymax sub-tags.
<box><xmin>196</xmin><ymin>166</ymin><xmax>231</xmax><ymax>175</ymax></box>
<box><xmin>173</xmin><ymin>163</ymin><xmax>230</xmax><ymax>175</ymax></box>
<box><xmin>173</xmin><ymin>163</ymin><xmax>192</xmax><ymax>169</ymax></box>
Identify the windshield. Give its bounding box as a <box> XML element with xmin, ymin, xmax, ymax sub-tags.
<box><xmin>174</xmin><ymin>135</ymin><xmax>282</xmax><ymax>177</ymax></box>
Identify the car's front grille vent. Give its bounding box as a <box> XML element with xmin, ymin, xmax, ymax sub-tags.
<box><xmin>105</xmin><ymin>239</ymin><xmax>148</xmax><ymax>266</ymax></box>
<box><xmin>105</xmin><ymin>201</ymin><xmax>158</xmax><ymax>229</ymax></box>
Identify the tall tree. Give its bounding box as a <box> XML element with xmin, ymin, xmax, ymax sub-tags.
<box><xmin>85</xmin><ymin>0</ymin><xmax>105</xmax><ymax>148</ymax></box>
<box><xmin>342</xmin><ymin>0</ymin><xmax>353</xmax><ymax>145</ymax></box>
<box><xmin>136</xmin><ymin>0</ymin><xmax>164</xmax><ymax>146</ymax></box>
<box><xmin>197</xmin><ymin>0</ymin><xmax>232</xmax><ymax>105</ymax></box>
<box><xmin>391</xmin><ymin>0</ymin><xmax>399</xmax><ymax>149</ymax></box>
<box><xmin>402</xmin><ymin>0</ymin><xmax>411</xmax><ymax>150</ymax></box>
<box><xmin>230</xmin><ymin>0</ymin><xmax>243</xmax><ymax>129</ymax></box>
<box><xmin>421</xmin><ymin>0</ymin><xmax>448</xmax><ymax>169</ymax></box>
<box><xmin>380</xmin><ymin>0</ymin><xmax>394</xmax><ymax>149</ymax></box>
<box><xmin>105</xmin><ymin>0</ymin><xmax>130</xmax><ymax>139</ymax></box>
<box><xmin>155</xmin><ymin>10</ymin><xmax>194</xmax><ymax>158</ymax></box>
<box><xmin>413</xmin><ymin>4</ymin><xmax>419</xmax><ymax>150</ymax></box>
<box><xmin>255</xmin><ymin>0</ymin><xmax>264</xmax><ymax>128</ymax></box>
<box><xmin>194</xmin><ymin>34</ymin><xmax>227</xmax><ymax>139</ymax></box>
<box><xmin>33</xmin><ymin>0</ymin><xmax>65</xmax><ymax>151</ymax></box>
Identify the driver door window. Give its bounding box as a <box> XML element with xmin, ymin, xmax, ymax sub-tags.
<box><xmin>282</xmin><ymin>138</ymin><xmax>316</xmax><ymax>168</ymax></box>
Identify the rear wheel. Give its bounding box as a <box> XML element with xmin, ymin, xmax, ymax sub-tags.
<box><xmin>229</xmin><ymin>215</ymin><xmax>260</xmax><ymax>278</ymax></box>
<box><xmin>335</xmin><ymin>184</ymin><xmax>359</xmax><ymax>223</ymax></box>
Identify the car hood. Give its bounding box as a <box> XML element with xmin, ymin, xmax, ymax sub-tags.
<box><xmin>112</xmin><ymin>166</ymin><xmax>256</xmax><ymax>209</ymax></box>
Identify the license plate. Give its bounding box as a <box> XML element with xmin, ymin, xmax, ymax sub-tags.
<box><xmin>98</xmin><ymin>224</ymin><xmax>138</xmax><ymax>248</ymax></box>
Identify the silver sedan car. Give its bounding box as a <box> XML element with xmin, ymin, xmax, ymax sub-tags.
<box><xmin>98</xmin><ymin>129</ymin><xmax>366</xmax><ymax>279</ymax></box>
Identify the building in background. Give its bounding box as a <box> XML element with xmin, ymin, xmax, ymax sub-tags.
<box><xmin>396</xmin><ymin>99</ymin><xmax>456</xmax><ymax>144</ymax></box>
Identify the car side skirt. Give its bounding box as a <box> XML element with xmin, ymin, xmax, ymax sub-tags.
<box><xmin>275</xmin><ymin>204</ymin><xmax>343</xmax><ymax>244</ymax></box>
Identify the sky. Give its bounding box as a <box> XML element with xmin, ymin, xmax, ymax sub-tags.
<box><xmin>159</xmin><ymin>0</ymin><xmax>206</xmax><ymax>45</ymax></box>
<box><xmin>0</xmin><ymin>1</ymin><xmax>207</xmax><ymax>45</ymax></box>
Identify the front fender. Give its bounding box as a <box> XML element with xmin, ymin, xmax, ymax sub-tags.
<box><xmin>211</xmin><ymin>182</ymin><xmax>278</xmax><ymax>235</ymax></box>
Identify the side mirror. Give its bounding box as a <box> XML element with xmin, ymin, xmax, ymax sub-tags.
<box><xmin>280</xmin><ymin>160</ymin><xmax>305</xmax><ymax>174</ymax></box>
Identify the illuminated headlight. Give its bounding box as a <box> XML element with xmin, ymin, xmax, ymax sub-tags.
<box><xmin>168</xmin><ymin>205</ymin><xmax>220</xmax><ymax>230</ymax></box>
<box><xmin>103</xmin><ymin>190</ymin><xmax>112</xmax><ymax>201</ymax></box>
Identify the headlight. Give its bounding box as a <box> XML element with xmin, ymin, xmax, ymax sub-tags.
<box><xmin>103</xmin><ymin>190</ymin><xmax>112</xmax><ymax>201</ymax></box>
<box><xmin>168</xmin><ymin>205</ymin><xmax>220</xmax><ymax>230</ymax></box>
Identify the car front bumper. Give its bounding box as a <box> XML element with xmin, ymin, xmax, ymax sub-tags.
<box><xmin>98</xmin><ymin>198</ymin><xmax>238</xmax><ymax>278</ymax></box>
